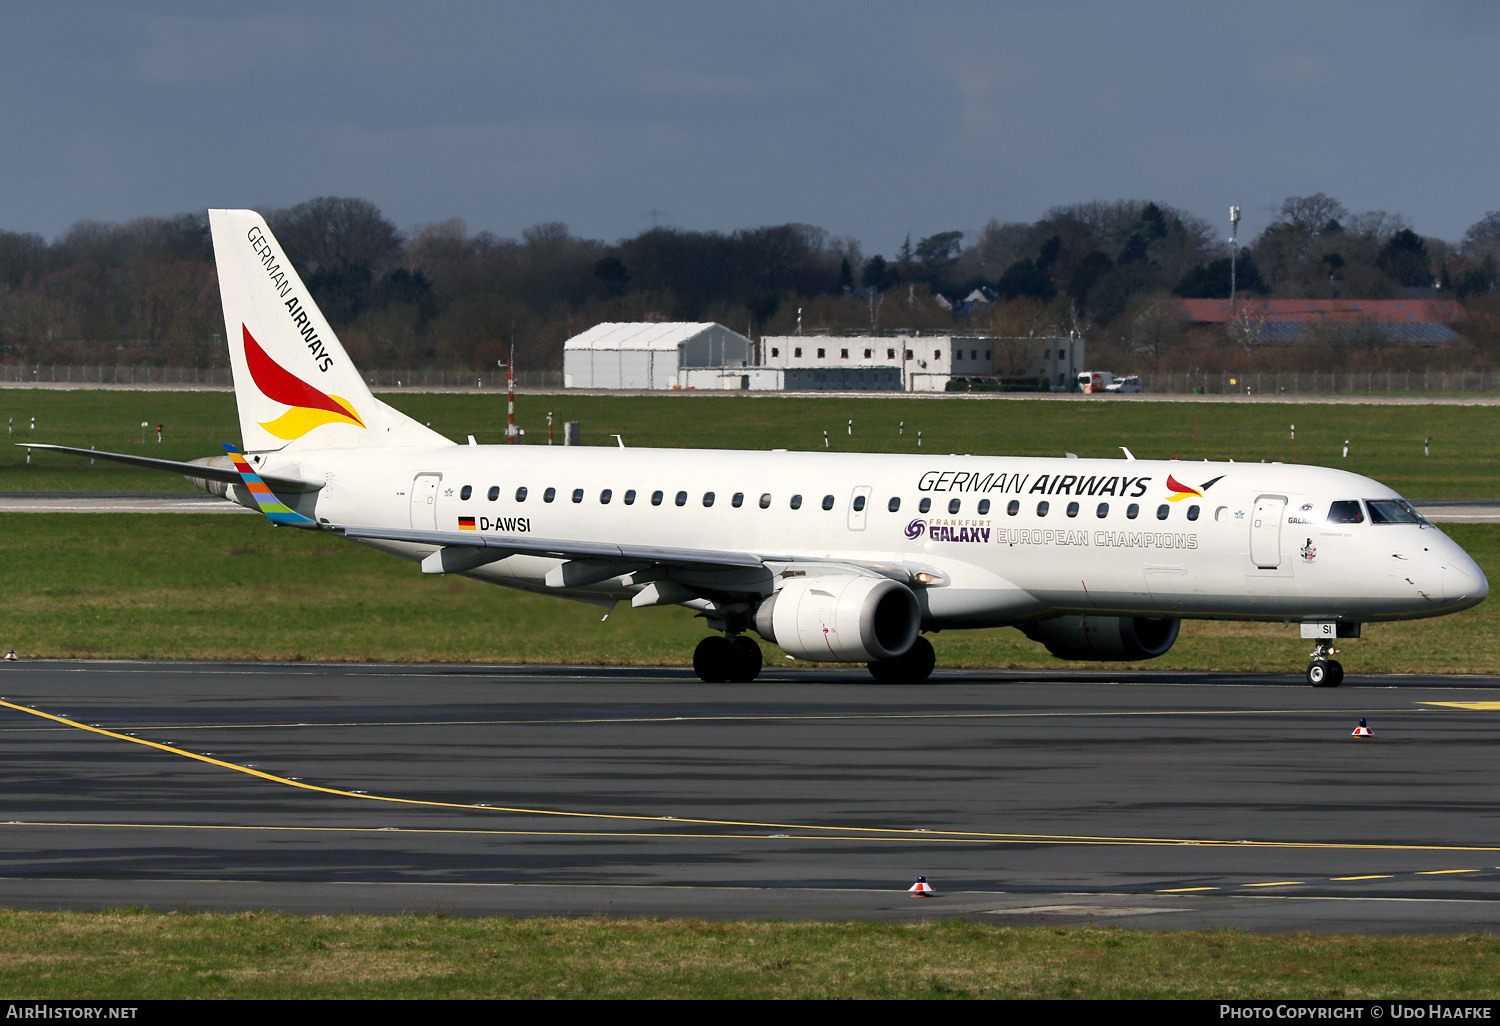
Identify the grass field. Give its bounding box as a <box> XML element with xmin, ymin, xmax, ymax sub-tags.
<box><xmin>0</xmin><ymin>513</ymin><xmax>1494</xmax><ymax>671</ymax></box>
<box><xmin>4</xmin><ymin>911</ymin><xmax>1500</xmax><ymax>999</ymax></box>
<box><xmin>2</xmin><ymin>388</ymin><xmax>1499</xmax><ymax>498</ymax></box>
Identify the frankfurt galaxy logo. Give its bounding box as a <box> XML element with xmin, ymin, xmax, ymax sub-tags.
<box><xmin>905</xmin><ymin>519</ymin><xmax>926</xmax><ymax>539</ymax></box>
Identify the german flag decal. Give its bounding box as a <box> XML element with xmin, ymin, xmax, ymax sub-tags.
<box><xmin>458</xmin><ymin>517</ymin><xmax>477</xmax><ymax>531</ymax></box>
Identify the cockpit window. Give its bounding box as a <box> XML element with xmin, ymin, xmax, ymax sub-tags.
<box><xmin>1366</xmin><ymin>498</ymin><xmax>1429</xmax><ymax>526</ymax></box>
<box><xmin>1327</xmin><ymin>500</ymin><xmax>1365</xmax><ymax>524</ymax></box>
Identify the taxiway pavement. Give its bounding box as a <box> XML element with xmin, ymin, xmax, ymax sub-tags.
<box><xmin>3</xmin><ymin>662</ymin><xmax>1500</xmax><ymax>933</ymax></box>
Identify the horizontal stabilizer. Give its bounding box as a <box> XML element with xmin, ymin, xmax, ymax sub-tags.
<box><xmin>20</xmin><ymin>444</ymin><xmax>321</xmax><ymax>493</ymax></box>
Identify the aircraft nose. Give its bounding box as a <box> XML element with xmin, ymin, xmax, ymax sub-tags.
<box><xmin>1440</xmin><ymin>547</ymin><xmax>1488</xmax><ymax>607</ymax></box>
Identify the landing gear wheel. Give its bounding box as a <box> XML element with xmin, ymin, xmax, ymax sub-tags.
<box><xmin>867</xmin><ymin>635</ymin><xmax>937</xmax><ymax>683</ymax></box>
<box><xmin>693</xmin><ymin>636</ymin><xmax>734</xmax><ymax>683</ymax></box>
<box><xmin>727</xmin><ymin>636</ymin><xmax>762</xmax><ymax>683</ymax></box>
<box><xmin>1307</xmin><ymin>659</ymin><xmax>1344</xmax><ymax>688</ymax></box>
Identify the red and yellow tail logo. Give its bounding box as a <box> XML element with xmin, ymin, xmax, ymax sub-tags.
<box><xmin>243</xmin><ymin>325</ymin><xmax>364</xmax><ymax>439</ymax></box>
<box><xmin>1165</xmin><ymin>474</ymin><xmax>1203</xmax><ymax>502</ymax></box>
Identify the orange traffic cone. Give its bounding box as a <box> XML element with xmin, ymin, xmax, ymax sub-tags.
<box><xmin>1351</xmin><ymin>717</ymin><xmax>1372</xmax><ymax>738</ymax></box>
<box><xmin>908</xmin><ymin>876</ymin><xmax>934</xmax><ymax>897</ymax></box>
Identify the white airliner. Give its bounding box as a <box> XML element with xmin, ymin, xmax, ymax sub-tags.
<box><xmin>28</xmin><ymin>210</ymin><xmax>1489</xmax><ymax>687</ymax></box>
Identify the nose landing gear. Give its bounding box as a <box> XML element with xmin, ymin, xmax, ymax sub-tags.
<box><xmin>1307</xmin><ymin>638</ymin><xmax>1344</xmax><ymax>688</ymax></box>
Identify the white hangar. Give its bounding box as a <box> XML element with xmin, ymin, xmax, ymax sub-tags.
<box><xmin>562</xmin><ymin>322</ymin><xmax>755</xmax><ymax>390</ymax></box>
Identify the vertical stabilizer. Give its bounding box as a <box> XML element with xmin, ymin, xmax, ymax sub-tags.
<box><xmin>208</xmin><ymin>209</ymin><xmax>451</xmax><ymax>453</ymax></box>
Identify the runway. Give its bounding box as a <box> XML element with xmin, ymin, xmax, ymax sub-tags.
<box><xmin>4</xmin><ymin>662</ymin><xmax>1500</xmax><ymax>933</ymax></box>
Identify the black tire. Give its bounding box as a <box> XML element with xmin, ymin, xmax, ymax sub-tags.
<box><xmin>1325</xmin><ymin>660</ymin><xmax>1344</xmax><ymax>688</ymax></box>
<box><xmin>1307</xmin><ymin>659</ymin><xmax>1331</xmax><ymax>687</ymax></box>
<box><xmin>693</xmin><ymin>636</ymin><xmax>734</xmax><ymax>683</ymax></box>
<box><xmin>727</xmin><ymin>636</ymin><xmax>762</xmax><ymax>683</ymax></box>
<box><xmin>867</xmin><ymin>635</ymin><xmax>937</xmax><ymax>683</ymax></box>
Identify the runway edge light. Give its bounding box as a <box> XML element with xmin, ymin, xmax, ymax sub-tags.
<box><xmin>1352</xmin><ymin>717</ymin><xmax>1373</xmax><ymax>737</ymax></box>
<box><xmin>909</xmin><ymin>876</ymin><xmax>934</xmax><ymax>897</ymax></box>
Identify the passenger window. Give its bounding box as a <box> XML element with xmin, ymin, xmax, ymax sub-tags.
<box><xmin>675</xmin><ymin>491</ymin><xmax>688</xmax><ymax>507</ymax></box>
<box><xmin>515</xmin><ymin>487</ymin><xmax>528</xmax><ymax>502</ymax></box>
<box><xmin>1187</xmin><ymin>504</ymin><xmax>1200</xmax><ymax>521</ymax></box>
<box><xmin>544</xmin><ymin>487</ymin><xmax>556</xmax><ymax>503</ymax></box>
<box><xmin>572</xmin><ymin>488</ymin><xmax>584</xmax><ymax>504</ymax></box>
<box><xmin>759</xmin><ymin>493</ymin><xmax>772</xmax><ymax>509</ymax></box>
<box><xmin>460</xmin><ymin>485</ymin><xmax>472</xmax><ymax>501</ymax></box>
<box><xmin>822</xmin><ymin>494</ymin><xmax>835</xmax><ymax>510</ymax></box>
<box><xmin>1037</xmin><ymin>501</ymin><xmax>1050</xmax><ymax>517</ymax></box>
<box><xmin>600</xmin><ymin>489</ymin><xmax>612</xmax><ymax>504</ymax></box>
<box><xmin>888</xmin><ymin>497</ymin><xmax>901</xmax><ymax>512</ymax></box>
<box><xmin>703</xmin><ymin>492</ymin><xmax>715</xmax><ymax>507</ymax></box>
<box><xmin>624</xmin><ymin>489</ymin><xmax>636</xmax><ymax>505</ymax></box>
<box><xmin>1156</xmin><ymin>504</ymin><xmax>1170</xmax><ymax>520</ymax></box>
<box><xmin>651</xmin><ymin>490</ymin><xmax>664</xmax><ymax>506</ymax></box>
<box><xmin>1006</xmin><ymin>500</ymin><xmax>1019</xmax><ymax>516</ymax></box>
<box><xmin>488</xmin><ymin>486</ymin><xmax>499</xmax><ymax>501</ymax></box>
<box><xmin>1066</xmin><ymin>501</ymin><xmax>1079</xmax><ymax>518</ymax></box>
<box><xmin>1327</xmin><ymin>500</ymin><xmax>1365</xmax><ymax>524</ymax></box>
<box><xmin>919</xmin><ymin>497</ymin><xmax>932</xmax><ymax>513</ymax></box>
<box><xmin>1126</xmin><ymin>503</ymin><xmax>1139</xmax><ymax>519</ymax></box>
<box><xmin>1096</xmin><ymin>502</ymin><xmax>1108</xmax><ymax>518</ymax></box>
<box><xmin>948</xmin><ymin>499</ymin><xmax>961</xmax><ymax>514</ymax></box>
<box><xmin>853</xmin><ymin>495</ymin><xmax>866</xmax><ymax>512</ymax></box>
<box><xmin>977</xmin><ymin>499</ymin><xmax>990</xmax><ymax>515</ymax></box>
<box><xmin>790</xmin><ymin>494</ymin><xmax>803</xmax><ymax>510</ymax></box>
<box><xmin>732</xmin><ymin>492</ymin><xmax>744</xmax><ymax>508</ymax></box>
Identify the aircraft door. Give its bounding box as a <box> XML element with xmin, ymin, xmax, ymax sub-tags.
<box><xmin>847</xmin><ymin>485</ymin><xmax>872</xmax><ymax>531</ymax></box>
<box><xmin>1250</xmin><ymin>495</ymin><xmax>1287</xmax><ymax>568</ymax></box>
<box><xmin>410</xmin><ymin>473</ymin><xmax>442</xmax><ymax>529</ymax></box>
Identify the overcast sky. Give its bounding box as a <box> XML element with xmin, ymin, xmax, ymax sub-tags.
<box><xmin>2</xmin><ymin>1</ymin><xmax>1496</xmax><ymax>253</ymax></box>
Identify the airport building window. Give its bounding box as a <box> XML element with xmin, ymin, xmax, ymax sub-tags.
<box><xmin>794</xmin><ymin>347</ymin><xmax>802</xmax><ymax>358</ymax></box>
<box><xmin>1126</xmin><ymin>503</ymin><xmax>1139</xmax><ymax>519</ymax></box>
<box><xmin>978</xmin><ymin>499</ymin><xmax>990</xmax><ymax>515</ymax></box>
<box><xmin>864</xmin><ymin>349</ymin><xmax>872</xmax><ymax>358</ymax></box>
<box><xmin>1187</xmin><ymin>504</ymin><xmax>1200</xmax><ymax>521</ymax></box>
<box><xmin>840</xmin><ymin>349</ymin><xmax>848</xmax><ymax>359</ymax></box>
<box><xmin>1096</xmin><ymin>503</ymin><xmax>1109</xmax><ymax>518</ymax></box>
<box><xmin>853</xmin><ymin>495</ymin><xmax>866</xmax><ymax>512</ymax></box>
<box><xmin>543</xmin><ymin>487</ymin><xmax>556</xmax><ymax>503</ymax></box>
<box><xmin>732</xmin><ymin>492</ymin><xmax>744</xmax><ymax>508</ymax></box>
<box><xmin>887</xmin><ymin>348</ymin><xmax>896</xmax><ymax>359</ymax></box>
<box><xmin>624</xmin><ymin>489</ymin><xmax>636</xmax><ymax>505</ymax></box>
<box><xmin>790</xmin><ymin>494</ymin><xmax>803</xmax><ymax>510</ymax></box>
<box><xmin>515</xmin><ymin>487</ymin><xmax>527</xmax><ymax>502</ymax></box>
<box><xmin>1037</xmin><ymin>501</ymin><xmax>1050</xmax><ymax>517</ymax></box>
<box><xmin>759</xmin><ymin>493</ymin><xmax>772</xmax><ymax>509</ymax></box>
<box><xmin>817</xmin><ymin>348</ymin><xmax>826</xmax><ymax>358</ymax></box>
<box><xmin>572</xmin><ymin>488</ymin><xmax>584</xmax><ymax>504</ymax></box>
<box><xmin>888</xmin><ymin>497</ymin><xmax>901</xmax><ymax>512</ymax></box>
<box><xmin>771</xmin><ymin>348</ymin><xmax>779</xmax><ymax>358</ymax></box>
<box><xmin>934</xmin><ymin>350</ymin><xmax>942</xmax><ymax>360</ymax></box>
<box><xmin>905</xmin><ymin>349</ymin><xmax>913</xmax><ymax>360</ymax></box>
<box><xmin>675</xmin><ymin>491</ymin><xmax>688</xmax><ymax>507</ymax></box>
<box><xmin>600</xmin><ymin>489</ymin><xmax>612</xmax><ymax>504</ymax></box>
<box><xmin>651</xmin><ymin>490</ymin><xmax>664</xmax><ymax>506</ymax></box>
<box><xmin>919</xmin><ymin>497</ymin><xmax>932</xmax><ymax>514</ymax></box>
<box><xmin>1328</xmin><ymin>500</ymin><xmax>1365</xmax><ymax>524</ymax></box>
<box><xmin>1066</xmin><ymin>501</ymin><xmax>1079</xmax><ymax>518</ymax></box>
<box><xmin>460</xmin><ymin>485</ymin><xmax>472</xmax><ymax>500</ymax></box>
<box><xmin>948</xmin><ymin>499</ymin><xmax>961</xmax><ymax>514</ymax></box>
<box><xmin>703</xmin><ymin>492</ymin><xmax>715</xmax><ymax>507</ymax></box>
<box><xmin>1007</xmin><ymin>500</ymin><xmax>1019</xmax><ymax>516</ymax></box>
<box><xmin>488</xmin><ymin>486</ymin><xmax>500</xmax><ymax>501</ymax></box>
<box><xmin>822</xmin><ymin>494</ymin><xmax>835</xmax><ymax>510</ymax></box>
<box><xmin>1156</xmin><ymin>504</ymin><xmax>1170</xmax><ymax>520</ymax></box>
<box><xmin>985</xmin><ymin>350</ymin><xmax>991</xmax><ymax>360</ymax></box>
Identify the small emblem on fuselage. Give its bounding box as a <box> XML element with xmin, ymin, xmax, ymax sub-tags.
<box><xmin>905</xmin><ymin>519</ymin><xmax>927</xmax><ymax>540</ymax></box>
<box><xmin>1300</xmin><ymin>538</ymin><xmax>1317</xmax><ymax>563</ymax></box>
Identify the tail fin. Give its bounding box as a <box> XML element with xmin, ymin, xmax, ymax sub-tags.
<box><xmin>208</xmin><ymin>209</ymin><xmax>451</xmax><ymax>454</ymax></box>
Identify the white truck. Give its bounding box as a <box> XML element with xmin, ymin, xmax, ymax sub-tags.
<box><xmin>1075</xmin><ymin>370</ymin><xmax>1113</xmax><ymax>393</ymax></box>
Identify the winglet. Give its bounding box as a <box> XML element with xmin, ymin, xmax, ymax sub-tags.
<box><xmin>222</xmin><ymin>444</ymin><xmax>318</xmax><ymax>526</ymax></box>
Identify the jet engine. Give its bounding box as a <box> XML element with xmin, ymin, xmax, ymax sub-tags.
<box><xmin>1021</xmin><ymin>615</ymin><xmax>1180</xmax><ymax>661</ymax></box>
<box><xmin>754</xmin><ymin>575</ymin><xmax>920</xmax><ymax>662</ymax></box>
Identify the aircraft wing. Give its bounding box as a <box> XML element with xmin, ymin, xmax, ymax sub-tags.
<box><xmin>19</xmin><ymin>444</ymin><xmax>321</xmax><ymax>493</ymax></box>
<box><xmin>338</xmin><ymin>524</ymin><xmax>772</xmax><ymax>571</ymax></box>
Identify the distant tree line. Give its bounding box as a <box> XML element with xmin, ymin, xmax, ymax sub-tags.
<box><xmin>0</xmin><ymin>193</ymin><xmax>1497</xmax><ymax>375</ymax></box>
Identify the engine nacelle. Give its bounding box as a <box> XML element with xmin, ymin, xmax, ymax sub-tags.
<box><xmin>1021</xmin><ymin>615</ymin><xmax>1180</xmax><ymax>662</ymax></box>
<box><xmin>754</xmin><ymin>575</ymin><xmax>920</xmax><ymax>663</ymax></box>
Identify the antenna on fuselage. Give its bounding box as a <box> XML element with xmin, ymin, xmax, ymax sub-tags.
<box><xmin>1120</xmin><ymin>447</ymin><xmax>1136</xmax><ymax>460</ymax></box>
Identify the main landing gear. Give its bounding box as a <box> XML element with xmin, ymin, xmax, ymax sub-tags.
<box><xmin>1306</xmin><ymin>638</ymin><xmax>1344</xmax><ymax>688</ymax></box>
<box><xmin>868</xmin><ymin>636</ymin><xmax>936</xmax><ymax>684</ymax></box>
<box><xmin>693</xmin><ymin>634</ymin><xmax>763</xmax><ymax>683</ymax></box>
